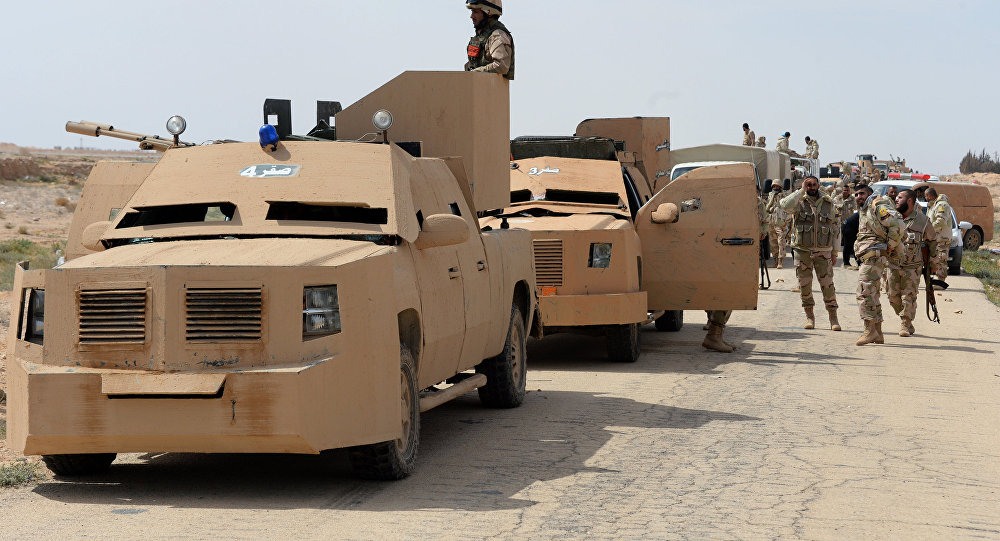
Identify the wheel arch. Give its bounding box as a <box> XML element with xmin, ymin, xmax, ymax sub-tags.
<box><xmin>397</xmin><ymin>308</ymin><xmax>422</xmax><ymax>368</ymax></box>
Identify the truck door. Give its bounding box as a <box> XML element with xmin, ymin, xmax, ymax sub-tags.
<box><xmin>408</xmin><ymin>170</ymin><xmax>467</xmax><ymax>387</ymax></box>
<box><xmin>635</xmin><ymin>163</ymin><xmax>759</xmax><ymax>311</ymax></box>
<box><xmin>65</xmin><ymin>161</ymin><xmax>155</xmax><ymax>261</ymax></box>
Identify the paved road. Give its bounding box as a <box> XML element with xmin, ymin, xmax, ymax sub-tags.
<box><xmin>2</xmin><ymin>264</ymin><xmax>999</xmax><ymax>540</ymax></box>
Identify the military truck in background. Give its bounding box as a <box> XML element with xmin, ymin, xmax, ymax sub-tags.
<box><xmin>666</xmin><ymin>144</ymin><xmax>792</xmax><ymax>193</ymax></box>
<box><xmin>7</xmin><ymin>71</ymin><xmax>537</xmax><ymax>480</ymax></box>
<box><xmin>481</xmin><ymin>119</ymin><xmax>761</xmax><ymax>362</ymax></box>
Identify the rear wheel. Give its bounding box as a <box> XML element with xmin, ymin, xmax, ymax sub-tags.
<box><xmin>349</xmin><ymin>345</ymin><xmax>419</xmax><ymax>480</ymax></box>
<box><xmin>654</xmin><ymin>310</ymin><xmax>683</xmax><ymax>332</ymax></box>
<box><xmin>41</xmin><ymin>453</ymin><xmax>116</xmax><ymax>476</ymax></box>
<box><xmin>477</xmin><ymin>305</ymin><xmax>527</xmax><ymax>408</ymax></box>
<box><xmin>606</xmin><ymin>322</ymin><xmax>641</xmax><ymax>363</ymax></box>
<box><xmin>964</xmin><ymin>228</ymin><xmax>983</xmax><ymax>252</ymax></box>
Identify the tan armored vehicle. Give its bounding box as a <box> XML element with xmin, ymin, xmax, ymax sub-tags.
<box><xmin>7</xmin><ymin>71</ymin><xmax>537</xmax><ymax>480</ymax></box>
<box><xmin>481</xmin><ymin>119</ymin><xmax>760</xmax><ymax>362</ymax></box>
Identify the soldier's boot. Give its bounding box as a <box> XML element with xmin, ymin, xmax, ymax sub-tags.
<box><xmin>906</xmin><ymin>319</ymin><xmax>915</xmax><ymax>335</ymax></box>
<box><xmin>804</xmin><ymin>306</ymin><xmax>815</xmax><ymax>329</ymax></box>
<box><xmin>702</xmin><ymin>314</ymin><xmax>711</xmax><ymax>331</ymax></box>
<box><xmin>776</xmin><ymin>258</ymin><xmax>783</xmax><ymax>269</ymax></box>
<box><xmin>899</xmin><ymin>317</ymin><xmax>913</xmax><ymax>337</ymax></box>
<box><xmin>875</xmin><ymin>320</ymin><xmax>885</xmax><ymax>344</ymax></box>
<box><xmin>702</xmin><ymin>323</ymin><xmax>734</xmax><ymax>353</ymax></box>
<box><xmin>828</xmin><ymin>309</ymin><xmax>842</xmax><ymax>331</ymax></box>
<box><xmin>856</xmin><ymin>320</ymin><xmax>879</xmax><ymax>346</ymax></box>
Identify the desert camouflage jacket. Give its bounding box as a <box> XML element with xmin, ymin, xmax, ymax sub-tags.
<box><xmin>855</xmin><ymin>196</ymin><xmax>904</xmax><ymax>260</ymax></box>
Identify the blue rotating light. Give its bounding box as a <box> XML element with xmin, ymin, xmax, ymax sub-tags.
<box><xmin>259</xmin><ymin>124</ymin><xmax>280</xmax><ymax>151</ymax></box>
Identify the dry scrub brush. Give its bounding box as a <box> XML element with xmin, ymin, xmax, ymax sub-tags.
<box><xmin>960</xmin><ymin>149</ymin><xmax>1000</xmax><ymax>174</ymax></box>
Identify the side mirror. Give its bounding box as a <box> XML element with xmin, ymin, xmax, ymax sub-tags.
<box><xmin>959</xmin><ymin>221</ymin><xmax>973</xmax><ymax>231</ymax></box>
<box><xmin>650</xmin><ymin>203</ymin><xmax>679</xmax><ymax>224</ymax></box>
<box><xmin>415</xmin><ymin>214</ymin><xmax>470</xmax><ymax>250</ymax></box>
<box><xmin>81</xmin><ymin>221</ymin><xmax>112</xmax><ymax>252</ymax></box>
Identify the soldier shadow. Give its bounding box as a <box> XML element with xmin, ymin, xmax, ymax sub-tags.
<box><xmin>30</xmin><ymin>391</ymin><xmax>759</xmax><ymax>513</ymax></box>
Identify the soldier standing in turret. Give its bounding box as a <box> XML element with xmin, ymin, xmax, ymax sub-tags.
<box><xmin>853</xmin><ymin>186</ymin><xmax>904</xmax><ymax>346</ymax></box>
<box><xmin>925</xmin><ymin>187</ymin><xmax>953</xmax><ymax>283</ymax></box>
<box><xmin>804</xmin><ymin>136</ymin><xmax>819</xmax><ymax>160</ymax></box>
<box><xmin>756</xmin><ymin>136</ymin><xmax>766</xmax><ymax>148</ymax></box>
<box><xmin>464</xmin><ymin>1</ymin><xmax>514</xmax><ymax>80</ymax></box>
<box><xmin>780</xmin><ymin>176</ymin><xmax>841</xmax><ymax>331</ymax></box>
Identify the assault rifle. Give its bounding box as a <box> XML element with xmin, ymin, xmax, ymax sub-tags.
<box><xmin>921</xmin><ymin>244</ymin><xmax>940</xmax><ymax>324</ymax></box>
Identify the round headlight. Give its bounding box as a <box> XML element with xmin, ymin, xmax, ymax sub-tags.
<box><xmin>372</xmin><ymin>110</ymin><xmax>394</xmax><ymax>131</ymax></box>
<box><xmin>166</xmin><ymin>115</ymin><xmax>187</xmax><ymax>136</ymax></box>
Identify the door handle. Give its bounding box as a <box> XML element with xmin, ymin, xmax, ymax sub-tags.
<box><xmin>477</xmin><ymin>260</ymin><xmax>487</xmax><ymax>271</ymax></box>
<box><xmin>720</xmin><ymin>237</ymin><xmax>754</xmax><ymax>246</ymax></box>
<box><xmin>448</xmin><ymin>267</ymin><xmax>462</xmax><ymax>279</ymax></box>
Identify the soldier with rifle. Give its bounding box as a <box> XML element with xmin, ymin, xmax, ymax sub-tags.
<box><xmin>887</xmin><ymin>189</ymin><xmax>937</xmax><ymax>337</ymax></box>
<box><xmin>853</xmin><ymin>185</ymin><xmax>904</xmax><ymax>346</ymax></box>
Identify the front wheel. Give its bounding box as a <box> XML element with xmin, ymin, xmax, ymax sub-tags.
<box><xmin>606</xmin><ymin>322</ymin><xmax>641</xmax><ymax>363</ymax></box>
<box><xmin>477</xmin><ymin>304</ymin><xmax>527</xmax><ymax>408</ymax></box>
<box><xmin>348</xmin><ymin>345</ymin><xmax>420</xmax><ymax>480</ymax></box>
<box><xmin>42</xmin><ymin>453</ymin><xmax>116</xmax><ymax>476</ymax></box>
<box><xmin>654</xmin><ymin>310</ymin><xmax>683</xmax><ymax>332</ymax></box>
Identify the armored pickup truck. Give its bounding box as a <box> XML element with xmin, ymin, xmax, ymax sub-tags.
<box><xmin>7</xmin><ymin>72</ymin><xmax>536</xmax><ymax>480</ymax></box>
<box><xmin>482</xmin><ymin>119</ymin><xmax>760</xmax><ymax>362</ymax></box>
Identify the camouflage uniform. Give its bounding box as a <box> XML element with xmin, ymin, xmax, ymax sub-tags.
<box><xmin>766</xmin><ymin>191</ymin><xmax>791</xmax><ymax>265</ymax></box>
<box><xmin>927</xmin><ymin>194</ymin><xmax>953</xmax><ymax>280</ymax></box>
<box><xmin>743</xmin><ymin>129</ymin><xmax>756</xmax><ymax>146</ymax></box>
<box><xmin>756</xmin><ymin>137</ymin><xmax>766</xmax><ymax>148</ymax></box>
<box><xmin>780</xmin><ymin>188</ymin><xmax>838</xmax><ymax>310</ymax></box>
<box><xmin>805</xmin><ymin>139</ymin><xmax>819</xmax><ymax>159</ymax></box>
<box><xmin>855</xmin><ymin>197</ymin><xmax>904</xmax><ymax>323</ymax></box>
<box><xmin>832</xmin><ymin>192</ymin><xmax>858</xmax><ymax>262</ymax></box>
<box><xmin>465</xmin><ymin>18</ymin><xmax>515</xmax><ymax>79</ymax></box>
<box><xmin>775</xmin><ymin>135</ymin><xmax>790</xmax><ymax>153</ymax></box>
<box><xmin>888</xmin><ymin>208</ymin><xmax>936</xmax><ymax>333</ymax></box>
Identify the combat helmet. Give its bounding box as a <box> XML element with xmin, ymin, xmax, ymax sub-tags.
<box><xmin>467</xmin><ymin>0</ymin><xmax>502</xmax><ymax>17</ymax></box>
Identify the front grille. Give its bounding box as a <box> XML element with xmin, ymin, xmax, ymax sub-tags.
<box><xmin>186</xmin><ymin>287</ymin><xmax>263</xmax><ymax>342</ymax></box>
<box><xmin>533</xmin><ymin>239</ymin><xmax>564</xmax><ymax>287</ymax></box>
<box><xmin>79</xmin><ymin>288</ymin><xmax>147</xmax><ymax>344</ymax></box>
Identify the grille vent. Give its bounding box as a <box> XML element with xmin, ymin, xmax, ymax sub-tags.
<box><xmin>186</xmin><ymin>287</ymin><xmax>263</xmax><ymax>342</ymax></box>
<box><xmin>79</xmin><ymin>288</ymin><xmax>147</xmax><ymax>344</ymax></box>
<box><xmin>533</xmin><ymin>239</ymin><xmax>564</xmax><ymax>287</ymax></box>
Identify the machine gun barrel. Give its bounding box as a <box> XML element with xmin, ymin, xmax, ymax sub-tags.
<box><xmin>65</xmin><ymin>121</ymin><xmax>192</xmax><ymax>152</ymax></box>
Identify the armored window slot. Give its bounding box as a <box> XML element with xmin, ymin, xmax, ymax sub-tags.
<box><xmin>510</xmin><ymin>189</ymin><xmax>532</xmax><ymax>203</ymax></box>
<box><xmin>116</xmin><ymin>203</ymin><xmax>236</xmax><ymax>228</ymax></box>
<box><xmin>449</xmin><ymin>202</ymin><xmax>462</xmax><ymax>217</ymax></box>
<box><xmin>416</xmin><ymin>210</ymin><xmax>424</xmax><ymax>229</ymax></box>
<box><xmin>265</xmin><ymin>202</ymin><xmax>388</xmax><ymax>224</ymax></box>
<box><xmin>543</xmin><ymin>189</ymin><xmax>622</xmax><ymax>207</ymax></box>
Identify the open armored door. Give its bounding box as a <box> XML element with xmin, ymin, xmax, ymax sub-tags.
<box><xmin>635</xmin><ymin>163</ymin><xmax>759</xmax><ymax>311</ymax></box>
<box><xmin>65</xmin><ymin>161</ymin><xmax>155</xmax><ymax>261</ymax></box>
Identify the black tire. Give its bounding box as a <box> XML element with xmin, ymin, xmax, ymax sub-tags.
<box><xmin>654</xmin><ymin>310</ymin><xmax>683</xmax><ymax>332</ymax></box>
<box><xmin>477</xmin><ymin>305</ymin><xmax>527</xmax><ymax>408</ymax></box>
<box><xmin>349</xmin><ymin>345</ymin><xmax>420</xmax><ymax>480</ymax></box>
<box><xmin>606</xmin><ymin>323</ymin><xmax>641</xmax><ymax>363</ymax></box>
<box><xmin>964</xmin><ymin>228</ymin><xmax>983</xmax><ymax>252</ymax></box>
<box><xmin>949</xmin><ymin>245</ymin><xmax>963</xmax><ymax>276</ymax></box>
<box><xmin>41</xmin><ymin>453</ymin><xmax>116</xmax><ymax>476</ymax></box>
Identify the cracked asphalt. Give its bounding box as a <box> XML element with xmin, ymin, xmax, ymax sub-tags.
<box><xmin>1</xmin><ymin>264</ymin><xmax>999</xmax><ymax>540</ymax></box>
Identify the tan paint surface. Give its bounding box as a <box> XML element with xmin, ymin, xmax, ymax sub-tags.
<box><xmin>65</xmin><ymin>161</ymin><xmax>154</xmax><ymax>261</ymax></box>
<box><xmin>335</xmin><ymin>71</ymin><xmax>511</xmax><ymax>213</ymax></box>
<box><xmin>636</xmin><ymin>163</ymin><xmax>760</xmax><ymax>310</ymax></box>
<box><xmin>575</xmin><ymin>117</ymin><xmax>671</xmax><ymax>192</ymax></box>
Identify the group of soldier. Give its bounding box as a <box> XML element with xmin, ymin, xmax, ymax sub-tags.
<box><xmin>462</xmin><ymin>6</ymin><xmax>960</xmax><ymax>352</ymax></box>
<box><xmin>755</xmin><ymin>175</ymin><xmax>956</xmax><ymax>347</ymax></box>
<box><xmin>742</xmin><ymin>123</ymin><xmax>818</xmax><ymax>159</ymax></box>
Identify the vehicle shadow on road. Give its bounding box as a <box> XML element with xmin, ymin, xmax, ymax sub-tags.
<box><xmin>527</xmin><ymin>325</ymin><xmax>853</xmax><ymax>375</ymax></box>
<box><xmin>29</xmin><ymin>391</ymin><xmax>759</xmax><ymax>512</ymax></box>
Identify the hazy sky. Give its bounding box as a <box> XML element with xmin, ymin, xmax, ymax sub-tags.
<box><xmin>2</xmin><ymin>1</ymin><xmax>997</xmax><ymax>174</ymax></box>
